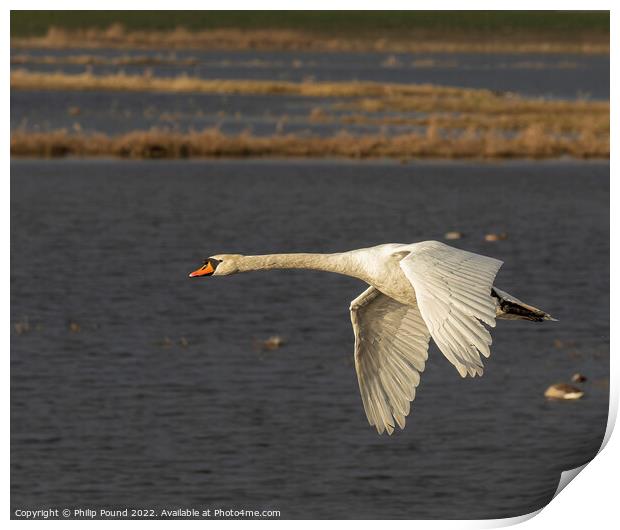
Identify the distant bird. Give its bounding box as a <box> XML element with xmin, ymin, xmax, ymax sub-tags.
<box><xmin>444</xmin><ymin>231</ymin><xmax>464</xmax><ymax>240</ymax></box>
<box><xmin>189</xmin><ymin>241</ymin><xmax>554</xmax><ymax>435</ymax></box>
<box><xmin>485</xmin><ymin>232</ymin><xmax>508</xmax><ymax>242</ymax></box>
<box><xmin>545</xmin><ymin>383</ymin><xmax>584</xmax><ymax>400</ymax></box>
<box><xmin>257</xmin><ymin>335</ymin><xmax>285</xmax><ymax>351</ymax></box>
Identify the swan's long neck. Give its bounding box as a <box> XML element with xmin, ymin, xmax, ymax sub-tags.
<box><xmin>236</xmin><ymin>252</ymin><xmax>368</xmax><ymax>281</ymax></box>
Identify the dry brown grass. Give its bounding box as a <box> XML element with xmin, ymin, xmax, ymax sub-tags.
<box><xmin>334</xmin><ymin>91</ymin><xmax>609</xmax><ymax>136</ymax></box>
<box><xmin>338</xmin><ymin>110</ymin><xmax>609</xmax><ymax>135</ymax></box>
<box><xmin>12</xmin><ymin>70</ymin><xmax>608</xmax><ymax>116</ymax></box>
<box><xmin>10</xmin><ymin>70</ymin><xmax>609</xmax><ymax>127</ymax></box>
<box><xmin>11</xmin><ymin>25</ymin><xmax>609</xmax><ymax>54</ymax></box>
<box><xmin>339</xmin><ymin>93</ymin><xmax>609</xmax><ymax>117</ymax></box>
<box><xmin>10</xmin><ymin>70</ymin><xmax>608</xmax><ymax>160</ymax></box>
<box><xmin>11</xmin><ymin>53</ymin><xmax>198</xmax><ymax>67</ymax></box>
<box><xmin>10</xmin><ymin>69</ymin><xmax>472</xmax><ymax>98</ymax></box>
<box><xmin>10</xmin><ymin>127</ymin><xmax>609</xmax><ymax>160</ymax></box>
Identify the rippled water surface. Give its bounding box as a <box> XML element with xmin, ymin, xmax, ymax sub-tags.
<box><xmin>11</xmin><ymin>49</ymin><xmax>609</xmax><ymax>138</ymax></box>
<box><xmin>11</xmin><ymin>159</ymin><xmax>609</xmax><ymax>519</ymax></box>
<box><xmin>12</xmin><ymin>49</ymin><xmax>610</xmax><ymax>99</ymax></box>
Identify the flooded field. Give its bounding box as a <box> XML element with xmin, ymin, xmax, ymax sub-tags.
<box><xmin>10</xmin><ymin>47</ymin><xmax>609</xmax><ymax>161</ymax></box>
<box><xmin>11</xmin><ymin>90</ymin><xmax>353</xmax><ymax>136</ymax></box>
<box><xmin>11</xmin><ymin>49</ymin><xmax>610</xmax><ymax>99</ymax></box>
<box><xmin>11</xmin><ymin>159</ymin><xmax>609</xmax><ymax>519</ymax></box>
<box><xmin>11</xmin><ymin>48</ymin><xmax>609</xmax><ymax>138</ymax></box>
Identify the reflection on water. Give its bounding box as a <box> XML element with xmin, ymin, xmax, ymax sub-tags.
<box><xmin>11</xmin><ymin>91</ymin><xmax>365</xmax><ymax>136</ymax></box>
<box><xmin>11</xmin><ymin>159</ymin><xmax>609</xmax><ymax>518</ymax></box>
<box><xmin>10</xmin><ymin>49</ymin><xmax>609</xmax><ymax>145</ymax></box>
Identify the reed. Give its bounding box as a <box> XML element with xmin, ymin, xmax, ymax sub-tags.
<box><xmin>10</xmin><ymin>70</ymin><xmax>609</xmax><ymax>118</ymax></box>
<box><xmin>11</xmin><ymin>70</ymin><xmax>608</xmax><ymax>137</ymax></box>
<box><xmin>11</xmin><ymin>53</ymin><xmax>198</xmax><ymax>66</ymax></box>
<box><xmin>11</xmin><ymin>25</ymin><xmax>609</xmax><ymax>54</ymax></box>
<box><xmin>10</xmin><ymin>127</ymin><xmax>609</xmax><ymax>160</ymax></box>
<box><xmin>10</xmin><ymin>70</ymin><xmax>471</xmax><ymax>98</ymax></box>
<box><xmin>11</xmin><ymin>69</ymin><xmax>608</xmax><ymax>157</ymax></box>
<box><xmin>339</xmin><ymin>93</ymin><xmax>608</xmax><ymax>117</ymax></box>
<box><xmin>337</xmin><ymin>111</ymin><xmax>609</xmax><ymax>135</ymax></box>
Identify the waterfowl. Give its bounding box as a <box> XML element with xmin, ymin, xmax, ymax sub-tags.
<box><xmin>484</xmin><ymin>232</ymin><xmax>508</xmax><ymax>242</ymax></box>
<box><xmin>444</xmin><ymin>231</ymin><xmax>464</xmax><ymax>240</ymax></box>
<box><xmin>545</xmin><ymin>383</ymin><xmax>584</xmax><ymax>400</ymax></box>
<box><xmin>189</xmin><ymin>241</ymin><xmax>554</xmax><ymax>435</ymax></box>
<box><xmin>257</xmin><ymin>335</ymin><xmax>285</xmax><ymax>351</ymax></box>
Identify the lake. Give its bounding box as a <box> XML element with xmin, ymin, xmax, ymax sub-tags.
<box><xmin>11</xmin><ymin>158</ymin><xmax>609</xmax><ymax>519</ymax></box>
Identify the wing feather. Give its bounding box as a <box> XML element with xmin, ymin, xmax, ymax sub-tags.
<box><xmin>399</xmin><ymin>241</ymin><xmax>503</xmax><ymax>378</ymax></box>
<box><xmin>350</xmin><ymin>286</ymin><xmax>431</xmax><ymax>435</ymax></box>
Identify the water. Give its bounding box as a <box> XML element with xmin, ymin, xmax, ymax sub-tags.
<box><xmin>11</xmin><ymin>159</ymin><xmax>609</xmax><ymax>519</ymax></box>
<box><xmin>11</xmin><ymin>50</ymin><xmax>608</xmax><ymax>139</ymax></box>
<box><xmin>11</xmin><ymin>91</ymin><xmax>373</xmax><ymax>136</ymax></box>
<box><xmin>12</xmin><ymin>49</ymin><xmax>610</xmax><ymax>99</ymax></box>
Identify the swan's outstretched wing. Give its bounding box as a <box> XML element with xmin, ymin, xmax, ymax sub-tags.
<box><xmin>350</xmin><ymin>286</ymin><xmax>431</xmax><ymax>435</ymax></box>
<box><xmin>399</xmin><ymin>241</ymin><xmax>503</xmax><ymax>378</ymax></box>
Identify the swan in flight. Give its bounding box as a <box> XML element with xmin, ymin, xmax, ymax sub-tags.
<box><xmin>189</xmin><ymin>241</ymin><xmax>554</xmax><ymax>435</ymax></box>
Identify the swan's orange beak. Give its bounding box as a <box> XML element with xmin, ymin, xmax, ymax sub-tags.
<box><xmin>189</xmin><ymin>261</ymin><xmax>215</xmax><ymax>278</ymax></box>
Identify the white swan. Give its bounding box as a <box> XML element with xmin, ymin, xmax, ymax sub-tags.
<box><xmin>189</xmin><ymin>241</ymin><xmax>554</xmax><ymax>435</ymax></box>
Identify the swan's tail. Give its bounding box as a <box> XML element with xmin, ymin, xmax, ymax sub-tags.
<box><xmin>492</xmin><ymin>287</ymin><xmax>557</xmax><ymax>322</ymax></box>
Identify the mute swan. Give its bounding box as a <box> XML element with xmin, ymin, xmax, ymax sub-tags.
<box><xmin>189</xmin><ymin>241</ymin><xmax>554</xmax><ymax>435</ymax></box>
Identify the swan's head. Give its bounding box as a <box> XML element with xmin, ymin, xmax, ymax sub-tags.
<box><xmin>188</xmin><ymin>254</ymin><xmax>243</xmax><ymax>278</ymax></box>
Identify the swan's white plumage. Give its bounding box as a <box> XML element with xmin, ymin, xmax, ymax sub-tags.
<box><xmin>198</xmin><ymin>240</ymin><xmax>552</xmax><ymax>435</ymax></box>
<box><xmin>399</xmin><ymin>241</ymin><xmax>503</xmax><ymax>378</ymax></box>
<box><xmin>350</xmin><ymin>286</ymin><xmax>430</xmax><ymax>435</ymax></box>
<box><xmin>350</xmin><ymin>242</ymin><xmax>503</xmax><ymax>433</ymax></box>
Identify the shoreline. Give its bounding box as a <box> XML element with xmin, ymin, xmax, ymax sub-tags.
<box><xmin>9</xmin><ymin>70</ymin><xmax>489</xmax><ymax>97</ymax></box>
<box><xmin>11</xmin><ymin>27</ymin><xmax>609</xmax><ymax>55</ymax></box>
<box><xmin>10</xmin><ymin>129</ymin><xmax>609</xmax><ymax>161</ymax></box>
<box><xmin>10</xmin><ymin>155</ymin><xmax>611</xmax><ymax>165</ymax></box>
<box><xmin>10</xmin><ymin>71</ymin><xmax>609</xmax><ymax>140</ymax></box>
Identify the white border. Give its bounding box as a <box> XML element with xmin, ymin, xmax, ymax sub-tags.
<box><xmin>6</xmin><ymin>2</ymin><xmax>615</xmax><ymax>527</ymax></box>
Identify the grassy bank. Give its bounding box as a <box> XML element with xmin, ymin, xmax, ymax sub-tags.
<box><xmin>10</xmin><ymin>70</ymin><xmax>473</xmax><ymax>97</ymax></box>
<box><xmin>11</xmin><ymin>26</ymin><xmax>608</xmax><ymax>54</ymax></box>
<box><xmin>10</xmin><ymin>11</ymin><xmax>609</xmax><ymax>36</ymax></box>
<box><xmin>10</xmin><ymin>127</ymin><xmax>609</xmax><ymax>160</ymax></box>
<box><xmin>11</xmin><ymin>70</ymin><xmax>609</xmax><ymax>133</ymax></box>
<box><xmin>334</xmin><ymin>111</ymin><xmax>608</xmax><ymax>135</ymax></box>
<box><xmin>10</xmin><ymin>70</ymin><xmax>609</xmax><ymax>151</ymax></box>
<box><xmin>11</xmin><ymin>53</ymin><xmax>199</xmax><ymax>67</ymax></box>
<box><xmin>10</xmin><ymin>11</ymin><xmax>609</xmax><ymax>54</ymax></box>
